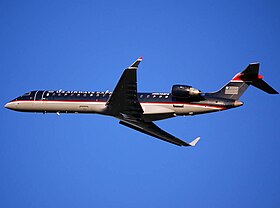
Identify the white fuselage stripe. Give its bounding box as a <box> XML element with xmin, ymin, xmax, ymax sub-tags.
<box><xmin>7</xmin><ymin>100</ymin><xmax>224</xmax><ymax>116</ymax></box>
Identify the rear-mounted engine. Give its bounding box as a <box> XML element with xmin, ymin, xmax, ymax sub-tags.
<box><xmin>171</xmin><ymin>85</ymin><xmax>202</xmax><ymax>98</ymax></box>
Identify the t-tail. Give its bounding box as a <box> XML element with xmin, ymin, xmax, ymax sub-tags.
<box><xmin>208</xmin><ymin>63</ymin><xmax>278</xmax><ymax>100</ymax></box>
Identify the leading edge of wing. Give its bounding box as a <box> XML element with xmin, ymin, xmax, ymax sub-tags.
<box><xmin>119</xmin><ymin>119</ymin><xmax>200</xmax><ymax>147</ymax></box>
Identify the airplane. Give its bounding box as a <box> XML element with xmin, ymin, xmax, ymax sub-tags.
<box><xmin>4</xmin><ymin>57</ymin><xmax>278</xmax><ymax>147</ymax></box>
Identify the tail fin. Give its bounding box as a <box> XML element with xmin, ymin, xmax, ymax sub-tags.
<box><xmin>208</xmin><ymin>63</ymin><xmax>278</xmax><ymax>100</ymax></box>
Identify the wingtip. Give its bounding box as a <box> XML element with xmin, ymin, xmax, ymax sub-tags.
<box><xmin>128</xmin><ymin>57</ymin><xmax>143</xmax><ymax>69</ymax></box>
<box><xmin>189</xmin><ymin>137</ymin><xmax>200</xmax><ymax>147</ymax></box>
<box><xmin>249</xmin><ymin>62</ymin><xmax>260</xmax><ymax>65</ymax></box>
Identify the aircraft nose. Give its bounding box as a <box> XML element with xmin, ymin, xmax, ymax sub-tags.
<box><xmin>4</xmin><ymin>102</ymin><xmax>17</xmax><ymax>110</ymax></box>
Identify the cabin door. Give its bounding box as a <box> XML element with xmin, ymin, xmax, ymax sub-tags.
<box><xmin>34</xmin><ymin>91</ymin><xmax>46</xmax><ymax>101</ymax></box>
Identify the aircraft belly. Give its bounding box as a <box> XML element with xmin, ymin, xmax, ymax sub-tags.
<box><xmin>140</xmin><ymin>103</ymin><xmax>220</xmax><ymax>116</ymax></box>
<box><xmin>40</xmin><ymin>101</ymin><xmax>107</xmax><ymax>113</ymax></box>
<box><xmin>13</xmin><ymin>101</ymin><xmax>221</xmax><ymax>116</ymax></box>
<box><xmin>174</xmin><ymin>104</ymin><xmax>220</xmax><ymax>115</ymax></box>
<box><xmin>9</xmin><ymin>101</ymin><xmax>33</xmax><ymax>111</ymax></box>
<box><xmin>14</xmin><ymin>101</ymin><xmax>107</xmax><ymax>113</ymax></box>
<box><xmin>141</xmin><ymin>103</ymin><xmax>175</xmax><ymax>115</ymax></box>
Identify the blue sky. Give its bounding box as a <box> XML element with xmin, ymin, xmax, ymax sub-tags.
<box><xmin>1</xmin><ymin>0</ymin><xmax>280</xmax><ymax>207</ymax></box>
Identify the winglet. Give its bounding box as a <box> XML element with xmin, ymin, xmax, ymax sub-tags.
<box><xmin>128</xmin><ymin>57</ymin><xmax>143</xmax><ymax>69</ymax></box>
<box><xmin>189</xmin><ymin>137</ymin><xmax>200</xmax><ymax>146</ymax></box>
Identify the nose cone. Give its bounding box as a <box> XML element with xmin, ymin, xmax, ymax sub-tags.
<box><xmin>4</xmin><ymin>102</ymin><xmax>16</xmax><ymax>110</ymax></box>
<box><xmin>234</xmin><ymin>100</ymin><xmax>244</xmax><ymax>107</ymax></box>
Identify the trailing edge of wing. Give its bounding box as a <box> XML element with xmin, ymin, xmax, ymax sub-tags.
<box><xmin>119</xmin><ymin>119</ymin><xmax>200</xmax><ymax>147</ymax></box>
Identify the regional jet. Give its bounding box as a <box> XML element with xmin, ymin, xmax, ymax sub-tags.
<box><xmin>5</xmin><ymin>57</ymin><xmax>278</xmax><ymax>147</ymax></box>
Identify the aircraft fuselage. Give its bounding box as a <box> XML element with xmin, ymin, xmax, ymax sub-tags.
<box><xmin>5</xmin><ymin>90</ymin><xmax>242</xmax><ymax>121</ymax></box>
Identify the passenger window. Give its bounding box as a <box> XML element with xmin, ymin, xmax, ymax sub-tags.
<box><xmin>159</xmin><ymin>95</ymin><xmax>162</xmax><ymax>98</ymax></box>
<box><xmin>83</xmin><ymin>94</ymin><xmax>87</xmax><ymax>97</ymax></box>
<box><xmin>46</xmin><ymin>93</ymin><xmax>49</xmax><ymax>96</ymax></box>
<box><xmin>77</xmin><ymin>94</ymin><xmax>80</xmax><ymax>96</ymax></box>
<box><xmin>147</xmin><ymin>95</ymin><xmax>150</xmax><ymax>98</ymax></box>
<box><xmin>140</xmin><ymin>95</ymin><xmax>143</xmax><ymax>98</ymax></box>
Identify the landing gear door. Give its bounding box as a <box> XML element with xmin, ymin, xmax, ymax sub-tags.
<box><xmin>173</xmin><ymin>104</ymin><xmax>184</xmax><ymax>108</ymax></box>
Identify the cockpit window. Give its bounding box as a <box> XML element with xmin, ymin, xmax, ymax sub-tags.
<box><xmin>23</xmin><ymin>92</ymin><xmax>31</xmax><ymax>96</ymax></box>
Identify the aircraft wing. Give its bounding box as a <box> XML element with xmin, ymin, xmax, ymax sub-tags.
<box><xmin>119</xmin><ymin>119</ymin><xmax>200</xmax><ymax>147</ymax></box>
<box><xmin>108</xmin><ymin>57</ymin><xmax>200</xmax><ymax>147</ymax></box>
<box><xmin>106</xmin><ymin>57</ymin><xmax>143</xmax><ymax>118</ymax></box>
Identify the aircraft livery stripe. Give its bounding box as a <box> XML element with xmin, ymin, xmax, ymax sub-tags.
<box><xmin>9</xmin><ymin>100</ymin><xmax>226</xmax><ymax>110</ymax></box>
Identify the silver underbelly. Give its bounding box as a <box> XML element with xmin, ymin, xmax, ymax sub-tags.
<box><xmin>8</xmin><ymin>101</ymin><xmax>107</xmax><ymax>113</ymax></box>
<box><xmin>141</xmin><ymin>103</ymin><xmax>222</xmax><ymax>116</ymax></box>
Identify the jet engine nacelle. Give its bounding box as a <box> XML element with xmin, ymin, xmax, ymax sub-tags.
<box><xmin>171</xmin><ymin>85</ymin><xmax>201</xmax><ymax>98</ymax></box>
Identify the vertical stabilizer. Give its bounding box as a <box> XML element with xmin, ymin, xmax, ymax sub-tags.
<box><xmin>208</xmin><ymin>63</ymin><xmax>278</xmax><ymax>100</ymax></box>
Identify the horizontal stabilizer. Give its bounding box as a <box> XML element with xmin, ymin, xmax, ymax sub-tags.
<box><xmin>232</xmin><ymin>63</ymin><xmax>278</xmax><ymax>94</ymax></box>
<box><xmin>252</xmin><ymin>79</ymin><xmax>279</xmax><ymax>94</ymax></box>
